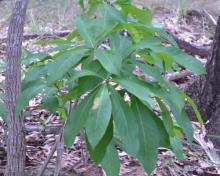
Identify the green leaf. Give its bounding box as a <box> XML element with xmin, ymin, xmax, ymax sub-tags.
<box><xmin>136</xmin><ymin>61</ymin><xmax>168</xmax><ymax>87</ymax></box>
<box><xmin>24</xmin><ymin>66</ymin><xmax>46</xmax><ymax>82</ymax></box>
<box><xmin>41</xmin><ymin>96</ymin><xmax>59</xmax><ymax>113</ymax></box>
<box><xmin>109</xmin><ymin>86</ymin><xmax>139</xmax><ymax>156</ymax></box>
<box><xmin>47</xmin><ymin>47</ymin><xmax>90</xmax><ymax>84</ymax></box>
<box><xmin>87</xmin><ymin>118</ymin><xmax>113</xmax><ymax>163</ymax></box>
<box><xmin>78</xmin><ymin>76</ymin><xmax>102</xmax><ymax>96</ymax></box>
<box><xmin>64</xmin><ymin>89</ymin><xmax>98</xmax><ymax>147</ymax></box>
<box><xmin>75</xmin><ymin>16</ymin><xmax>97</xmax><ymax>47</ymax></box>
<box><xmin>154</xmin><ymin>51</ymin><xmax>173</xmax><ymax>71</ymax></box>
<box><xmin>16</xmin><ymin>80</ymin><xmax>46</xmax><ymax>116</ymax></box>
<box><xmin>109</xmin><ymin>33</ymin><xmax>132</xmax><ymax>58</ymax></box>
<box><xmin>95</xmin><ymin>50</ymin><xmax>123</xmax><ymax>75</ymax></box>
<box><xmin>155</xmin><ymin>28</ymin><xmax>178</xmax><ymax>47</ymax></box>
<box><xmin>114</xmin><ymin>23</ymin><xmax>142</xmax><ymax>43</ymax></box>
<box><xmin>66</xmin><ymin>29</ymin><xmax>80</xmax><ymax>41</ymax></box>
<box><xmin>173</xmin><ymin>108</ymin><xmax>194</xmax><ymax>143</ymax></box>
<box><xmin>61</xmin><ymin>87</ymin><xmax>79</xmax><ymax>103</ymax></box>
<box><xmin>163</xmin><ymin>47</ymin><xmax>206</xmax><ymax>75</ymax></box>
<box><xmin>101</xmin><ymin>4</ymin><xmax>126</xmax><ymax>23</ymax></box>
<box><xmin>114</xmin><ymin>77</ymin><xmax>155</xmax><ymax>106</ymax></box>
<box><xmin>0</xmin><ymin>102</ymin><xmax>6</xmax><ymax>121</ymax></box>
<box><xmin>156</xmin><ymin>97</ymin><xmax>175</xmax><ymax>137</ymax></box>
<box><xmin>120</xmin><ymin>4</ymin><xmax>152</xmax><ymax>24</ymax></box>
<box><xmin>138</xmin><ymin>50</ymin><xmax>154</xmax><ymax>65</ymax></box>
<box><xmin>127</xmin><ymin>37</ymin><xmax>161</xmax><ymax>55</ymax></box>
<box><xmin>69</xmin><ymin>60</ymin><xmax>107</xmax><ymax>82</ymax></box>
<box><xmin>161</xmin><ymin>84</ymin><xmax>185</xmax><ymax>111</ymax></box>
<box><xmin>101</xmin><ymin>141</ymin><xmax>120</xmax><ymax>176</ymax></box>
<box><xmin>157</xmin><ymin>85</ymin><xmax>193</xmax><ymax>142</ymax></box>
<box><xmin>79</xmin><ymin>0</ymin><xmax>84</xmax><ymax>10</ymax></box>
<box><xmin>87</xmin><ymin>0</ymin><xmax>102</xmax><ymax>15</ymax></box>
<box><xmin>85</xmin><ymin>85</ymin><xmax>112</xmax><ymax>148</ymax></box>
<box><xmin>95</xmin><ymin>7</ymin><xmax>119</xmax><ymax>42</ymax></box>
<box><xmin>21</xmin><ymin>52</ymin><xmax>50</xmax><ymax>66</ymax></box>
<box><xmin>170</xmin><ymin>136</ymin><xmax>184</xmax><ymax>160</ymax></box>
<box><xmin>131</xmin><ymin>97</ymin><xmax>159</xmax><ymax>174</ymax></box>
<box><xmin>184</xmin><ymin>94</ymin><xmax>203</xmax><ymax>126</ymax></box>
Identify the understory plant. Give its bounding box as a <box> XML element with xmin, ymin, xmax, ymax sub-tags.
<box><xmin>3</xmin><ymin>0</ymin><xmax>206</xmax><ymax>175</ymax></box>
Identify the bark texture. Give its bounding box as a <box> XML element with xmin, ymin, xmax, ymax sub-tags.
<box><xmin>186</xmin><ymin>17</ymin><xmax>220</xmax><ymax>147</ymax></box>
<box><xmin>5</xmin><ymin>0</ymin><xmax>28</xmax><ymax>175</ymax></box>
<box><xmin>204</xmin><ymin>17</ymin><xmax>220</xmax><ymax>146</ymax></box>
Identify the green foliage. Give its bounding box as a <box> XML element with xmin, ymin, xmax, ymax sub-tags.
<box><xmin>14</xmin><ymin>0</ymin><xmax>206</xmax><ymax>175</ymax></box>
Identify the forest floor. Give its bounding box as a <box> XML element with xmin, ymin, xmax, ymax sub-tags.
<box><xmin>0</xmin><ymin>1</ymin><xmax>220</xmax><ymax>176</ymax></box>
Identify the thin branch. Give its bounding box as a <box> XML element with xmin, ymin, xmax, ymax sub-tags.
<box><xmin>37</xmin><ymin>135</ymin><xmax>59</xmax><ymax>176</ymax></box>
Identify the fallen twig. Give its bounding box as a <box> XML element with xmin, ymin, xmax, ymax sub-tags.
<box><xmin>203</xmin><ymin>10</ymin><xmax>217</xmax><ymax>26</ymax></box>
<box><xmin>37</xmin><ymin>135</ymin><xmax>59</xmax><ymax>176</ymax></box>
<box><xmin>166</xmin><ymin>70</ymin><xmax>192</xmax><ymax>81</ymax></box>
<box><xmin>193</xmin><ymin>126</ymin><xmax>220</xmax><ymax>174</ymax></box>
<box><xmin>166</xmin><ymin>33</ymin><xmax>212</xmax><ymax>57</ymax></box>
<box><xmin>54</xmin><ymin>130</ymin><xmax>64</xmax><ymax>176</ymax></box>
<box><xmin>25</xmin><ymin>124</ymin><xmax>62</xmax><ymax>135</ymax></box>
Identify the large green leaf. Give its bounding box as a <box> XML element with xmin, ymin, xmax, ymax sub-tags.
<box><xmin>69</xmin><ymin>60</ymin><xmax>108</xmax><ymax>82</ymax></box>
<box><xmin>109</xmin><ymin>33</ymin><xmax>132</xmax><ymax>58</ymax></box>
<box><xmin>131</xmin><ymin>97</ymin><xmax>159</xmax><ymax>174</ymax></box>
<box><xmin>47</xmin><ymin>47</ymin><xmax>90</xmax><ymax>84</ymax></box>
<box><xmin>170</xmin><ymin>136</ymin><xmax>184</xmax><ymax>160</ymax></box>
<box><xmin>75</xmin><ymin>16</ymin><xmax>97</xmax><ymax>47</ymax></box>
<box><xmin>101</xmin><ymin>141</ymin><xmax>120</xmax><ymax>176</ymax></box>
<box><xmin>109</xmin><ymin>86</ymin><xmax>139</xmax><ymax>156</ymax></box>
<box><xmin>101</xmin><ymin>4</ymin><xmax>127</xmax><ymax>23</ymax></box>
<box><xmin>136</xmin><ymin>61</ymin><xmax>168</xmax><ymax>88</ymax></box>
<box><xmin>24</xmin><ymin>66</ymin><xmax>46</xmax><ymax>82</ymax></box>
<box><xmin>156</xmin><ymin>85</ymin><xmax>193</xmax><ymax>142</ymax></box>
<box><xmin>85</xmin><ymin>85</ymin><xmax>112</xmax><ymax>148</ymax></box>
<box><xmin>159</xmin><ymin>47</ymin><xmax>206</xmax><ymax>75</ymax></box>
<box><xmin>154</xmin><ymin>51</ymin><xmax>174</xmax><ymax>71</ymax></box>
<box><xmin>64</xmin><ymin>89</ymin><xmax>98</xmax><ymax>147</ymax></box>
<box><xmin>95</xmin><ymin>50</ymin><xmax>123</xmax><ymax>75</ymax></box>
<box><xmin>95</xmin><ymin>7</ymin><xmax>119</xmax><ymax>42</ymax></box>
<box><xmin>87</xmin><ymin>118</ymin><xmax>113</xmax><ymax>164</ymax></box>
<box><xmin>155</xmin><ymin>28</ymin><xmax>178</xmax><ymax>47</ymax></box>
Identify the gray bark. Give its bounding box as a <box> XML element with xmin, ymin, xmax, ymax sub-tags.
<box><xmin>204</xmin><ymin>17</ymin><xmax>220</xmax><ymax>147</ymax></box>
<box><xmin>5</xmin><ymin>0</ymin><xmax>28</xmax><ymax>175</ymax></box>
<box><xmin>186</xmin><ymin>17</ymin><xmax>220</xmax><ymax>147</ymax></box>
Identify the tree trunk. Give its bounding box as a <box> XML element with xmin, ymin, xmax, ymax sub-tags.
<box><xmin>204</xmin><ymin>17</ymin><xmax>220</xmax><ymax>147</ymax></box>
<box><xmin>186</xmin><ymin>17</ymin><xmax>220</xmax><ymax>147</ymax></box>
<box><xmin>5</xmin><ymin>0</ymin><xmax>28</xmax><ymax>175</ymax></box>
